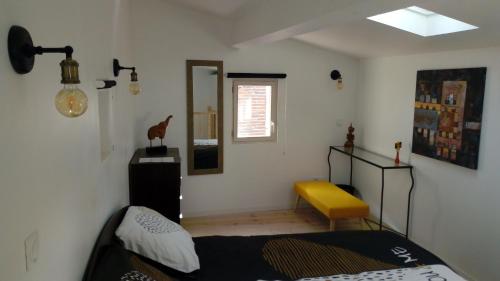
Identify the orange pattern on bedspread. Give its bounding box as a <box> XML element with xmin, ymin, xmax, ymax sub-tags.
<box><xmin>262</xmin><ymin>238</ymin><xmax>398</xmax><ymax>280</ymax></box>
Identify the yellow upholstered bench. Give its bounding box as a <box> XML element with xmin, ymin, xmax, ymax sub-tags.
<box><xmin>294</xmin><ymin>180</ymin><xmax>369</xmax><ymax>231</ymax></box>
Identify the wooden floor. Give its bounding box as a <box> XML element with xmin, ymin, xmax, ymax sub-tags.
<box><xmin>181</xmin><ymin>208</ymin><xmax>373</xmax><ymax>237</ymax></box>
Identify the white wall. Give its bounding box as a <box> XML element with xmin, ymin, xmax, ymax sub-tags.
<box><xmin>130</xmin><ymin>0</ymin><xmax>360</xmax><ymax>217</ymax></box>
<box><xmin>0</xmin><ymin>0</ymin><xmax>136</xmax><ymax>280</ymax></box>
<box><xmin>355</xmin><ymin>48</ymin><xmax>500</xmax><ymax>280</ymax></box>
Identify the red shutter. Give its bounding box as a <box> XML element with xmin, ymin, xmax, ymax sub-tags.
<box><xmin>237</xmin><ymin>85</ymin><xmax>272</xmax><ymax>138</ymax></box>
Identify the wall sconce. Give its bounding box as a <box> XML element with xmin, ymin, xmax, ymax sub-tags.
<box><xmin>96</xmin><ymin>80</ymin><xmax>117</xmax><ymax>90</ymax></box>
<box><xmin>8</xmin><ymin>25</ymin><xmax>88</xmax><ymax>117</ymax></box>
<box><xmin>113</xmin><ymin>59</ymin><xmax>141</xmax><ymax>95</ymax></box>
<box><xmin>330</xmin><ymin>69</ymin><xmax>343</xmax><ymax>90</ymax></box>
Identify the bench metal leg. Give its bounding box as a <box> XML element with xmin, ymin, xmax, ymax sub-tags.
<box><xmin>330</xmin><ymin>220</ymin><xmax>335</xmax><ymax>231</ymax></box>
<box><xmin>294</xmin><ymin>195</ymin><xmax>301</xmax><ymax>212</ymax></box>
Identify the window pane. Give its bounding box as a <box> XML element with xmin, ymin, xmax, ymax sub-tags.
<box><xmin>237</xmin><ymin>85</ymin><xmax>272</xmax><ymax>138</ymax></box>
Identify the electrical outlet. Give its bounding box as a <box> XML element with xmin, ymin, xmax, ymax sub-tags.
<box><xmin>24</xmin><ymin>231</ymin><xmax>39</xmax><ymax>272</ymax></box>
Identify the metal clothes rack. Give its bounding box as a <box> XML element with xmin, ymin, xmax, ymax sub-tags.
<box><xmin>328</xmin><ymin>146</ymin><xmax>415</xmax><ymax>239</ymax></box>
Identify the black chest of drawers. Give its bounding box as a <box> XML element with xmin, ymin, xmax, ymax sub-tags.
<box><xmin>128</xmin><ymin>148</ymin><xmax>181</xmax><ymax>223</ymax></box>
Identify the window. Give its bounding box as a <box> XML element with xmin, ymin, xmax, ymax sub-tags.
<box><xmin>367</xmin><ymin>6</ymin><xmax>478</xmax><ymax>37</ymax></box>
<box><xmin>233</xmin><ymin>79</ymin><xmax>277</xmax><ymax>142</ymax></box>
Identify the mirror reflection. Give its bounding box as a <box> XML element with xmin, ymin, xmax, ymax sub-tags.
<box><xmin>193</xmin><ymin>66</ymin><xmax>219</xmax><ymax>169</ymax></box>
<box><xmin>187</xmin><ymin>60</ymin><xmax>223</xmax><ymax>175</ymax></box>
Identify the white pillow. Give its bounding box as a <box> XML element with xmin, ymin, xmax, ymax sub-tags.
<box><xmin>115</xmin><ymin>206</ymin><xmax>200</xmax><ymax>273</ymax></box>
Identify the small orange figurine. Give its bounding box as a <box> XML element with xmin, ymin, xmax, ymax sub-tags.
<box><xmin>147</xmin><ymin>115</ymin><xmax>173</xmax><ymax>147</ymax></box>
<box><xmin>395</xmin><ymin>141</ymin><xmax>402</xmax><ymax>165</ymax></box>
<box><xmin>344</xmin><ymin>123</ymin><xmax>355</xmax><ymax>149</ymax></box>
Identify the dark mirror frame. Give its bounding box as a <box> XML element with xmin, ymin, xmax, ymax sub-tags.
<box><xmin>186</xmin><ymin>60</ymin><xmax>224</xmax><ymax>175</ymax></box>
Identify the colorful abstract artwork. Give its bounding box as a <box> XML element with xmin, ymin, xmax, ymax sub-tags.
<box><xmin>412</xmin><ymin>68</ymin><xmax>487</xmax><ymax>169</ymax></box>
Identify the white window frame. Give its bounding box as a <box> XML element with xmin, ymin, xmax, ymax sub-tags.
<box><xmin>232</xmin><ymin>79</ymin><xmax>278</xmax><ymax>143</ymax></box>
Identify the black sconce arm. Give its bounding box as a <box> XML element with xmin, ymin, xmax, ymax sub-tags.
<box><xmin>113</xmin><ymin>58</ymin><xmax>137</xmax><ymax>77</ymax></box>
<box><xmin>27</xmin><ymin>46</ymin><xmax>74</xmax><ymax>58</ymax></box>
<box><xmin>118</xmin><ymin>65</ymin><xmax>135</xmax><ymax>71</ymax></box>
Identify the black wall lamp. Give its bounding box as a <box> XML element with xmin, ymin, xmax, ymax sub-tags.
<box><xmin>8</xmin><ymin>25</ymin><xmax>87</xmax><ymax>117</ymax></box>
<box><xmin>330</xmin><ymin>69</ymin><xmax>343</xmax><ymax>90</ymax></box>
<box><xmin>113</xmin><ymin>59</ymin><xmax>141</xmax><ymax>95</ymax></box>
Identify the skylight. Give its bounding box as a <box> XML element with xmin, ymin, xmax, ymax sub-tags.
<box><xmin>367</xmin><ymin>6</ymin><xmax>478</xmax><ymax>37</ymax></box>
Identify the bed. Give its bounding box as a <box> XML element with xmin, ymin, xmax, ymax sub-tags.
<box><xmin>194</xmin><ymin>230</ymin><xmax>448</xmax><ymax>281</ymax></box>
<box><xmin>83</xmin><ymin>207</ymin><xmax>462</xmax><ymax>281</ymax></box>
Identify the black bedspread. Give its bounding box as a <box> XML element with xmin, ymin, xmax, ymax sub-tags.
<box><xmin>192</xmin><ymin>231</ymin><xmax>444</xmax><ymax>281</ymax></box>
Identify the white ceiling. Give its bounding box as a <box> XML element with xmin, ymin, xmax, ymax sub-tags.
<box><xmin>166</xmin><ymin>0</ymin><xmax>500</xmax><ymax>58</ymax></box>
<box><xmin>295</xmin><ymin>1</ymin><xmax>500</xmax><ymax>58</ymax></box>
<box><xmin>167</xmin><ymin>0</ymin><xmax>249</xmax><ymax>17</ymax></box>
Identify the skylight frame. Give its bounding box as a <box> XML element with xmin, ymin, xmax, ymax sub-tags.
<box><xmin>367</xmin><ymin>6</ymin><xmax>478</xmax><ymax>37</ymax></box>
<box><xmin>406</xmin><ymin>6</ymin><xmax>435</xmax><ymax>16</ymax></box>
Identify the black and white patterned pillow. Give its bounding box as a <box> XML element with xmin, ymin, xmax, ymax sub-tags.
<box><xmin>116</xmin><ymin>206</ymin><xmax>200</xmax><ymax>273</ymax></box>
<box><xmin>135</xmin><ymin>212</ymin><xmax>180</xmax><ymax>234</ymax></box>
<box><xmin>121</xmin><ymin>270</ymin><xmax>156</xmax><ymax>281</ymax></box>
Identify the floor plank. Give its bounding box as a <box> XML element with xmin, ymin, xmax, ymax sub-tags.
<box><xmin>181</xmin><ymin>208</ymin><xmax>372</xmax><ymax>237</ymax></box>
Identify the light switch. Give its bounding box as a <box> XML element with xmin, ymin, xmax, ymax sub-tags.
<box><xmin>25</xmin><ymin>231</ymin><xmax>39</xmax><ymax>272</ymax></box>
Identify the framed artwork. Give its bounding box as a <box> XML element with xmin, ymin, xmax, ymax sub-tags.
<box><xmin>412</xmin><ymin>67</ymin><xmax>487</xmax><ymax>169</ymax></box>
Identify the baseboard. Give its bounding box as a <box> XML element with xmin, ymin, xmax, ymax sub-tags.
<box><xmin>182</xmin><ymin>204</ymin><xmax>295</xmax><ymax>218</ymax></box>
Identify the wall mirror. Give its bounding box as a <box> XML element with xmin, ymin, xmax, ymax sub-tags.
<box><xmin>187</xmin><ymin>60</ymin><xmax>223</xmax><ymax>175</ymax></box>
